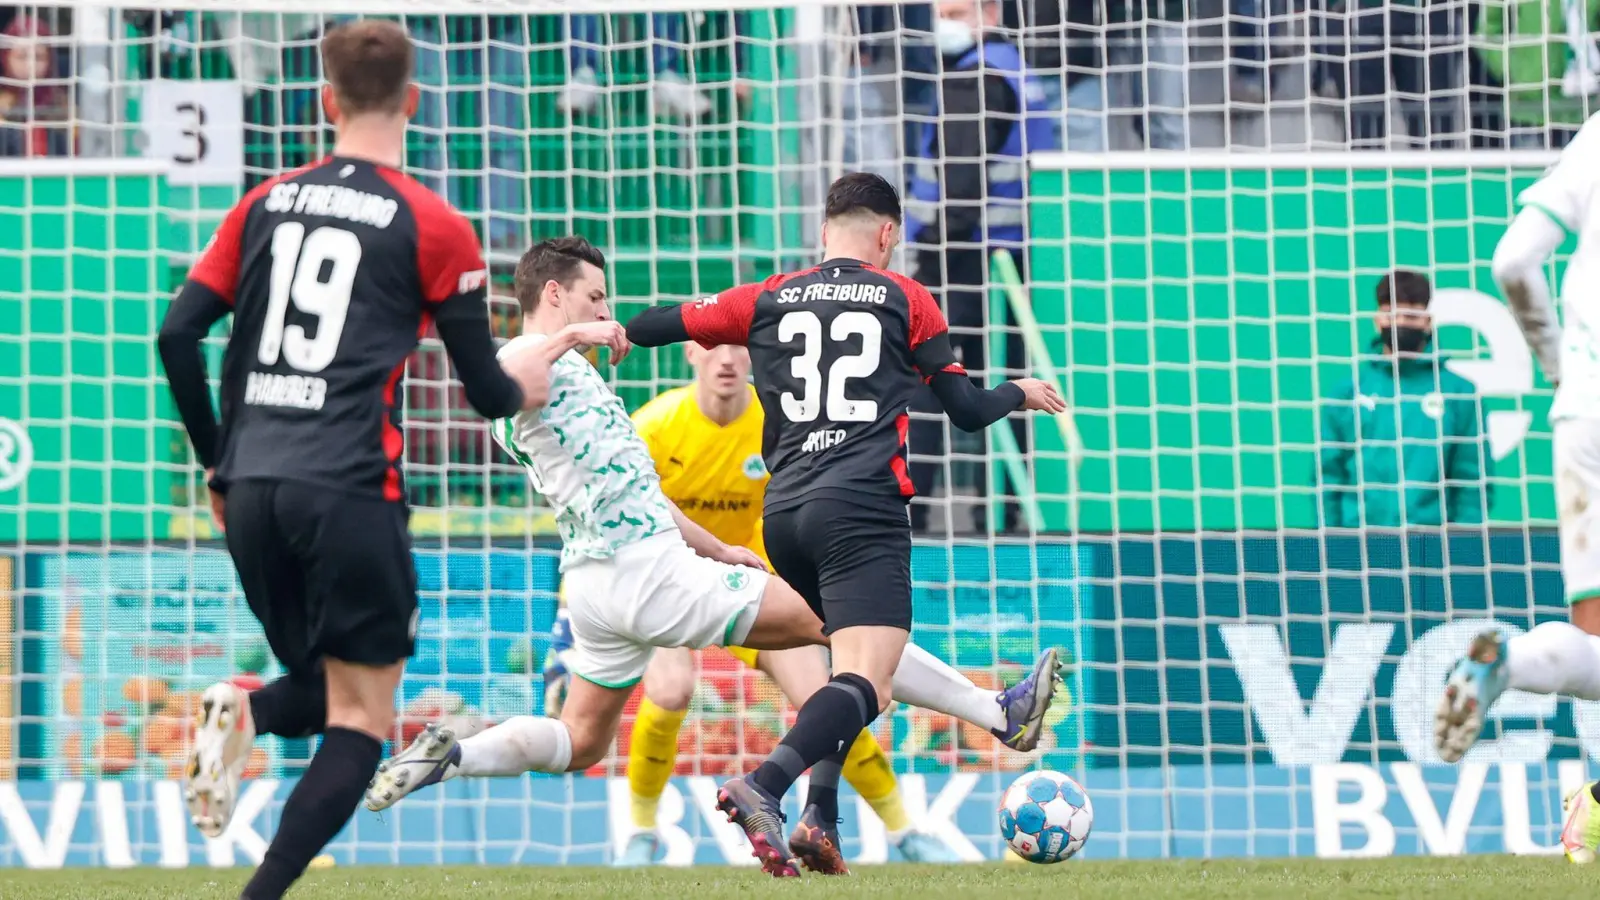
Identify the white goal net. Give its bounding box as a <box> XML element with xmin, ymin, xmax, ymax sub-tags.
<box><xmin>0</xmin><ymin>0</ymin><xmax>1585</xmax><ymax>870</ymax></box>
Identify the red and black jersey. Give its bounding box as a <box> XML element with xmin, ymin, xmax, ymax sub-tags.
<box><xmin>161</xmin><ymin>155</ymin><xmax>519</xmax><ymax>504</ymax></box>
<box><xmin>680</xmin><ymin>257</ymin><xmax>962</xmax><ymax>512</ymax></box>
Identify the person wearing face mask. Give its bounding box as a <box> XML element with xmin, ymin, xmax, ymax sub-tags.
<box><xmin>904</xmin><ymin>0</ymin><xmax>1059</xmax><ymax>534</ymax></box>
<box><xmin>1318</xmin><ymin>270</ymin><xmax>1493</xmax><ymax>529</ymax></box>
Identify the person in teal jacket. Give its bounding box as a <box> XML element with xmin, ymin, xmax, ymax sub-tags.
<box><xmin>1319</xmin><ymin>271</ymin><xmax>1494</xmax><ymax>528</ymax></box>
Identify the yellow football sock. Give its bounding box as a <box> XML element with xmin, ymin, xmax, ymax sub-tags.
<box><xmin>841</xmin><ymin>728</ymin><xmax>912</xmax><ymax>834</ymax></box>
<box><xmin>627</xmin><ymin>698</ymin><xmax>688</xmax><ymax>830</ymax></box>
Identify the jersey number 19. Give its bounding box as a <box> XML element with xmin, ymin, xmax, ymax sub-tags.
<box><xmin>259</xmin><ymin>222</ymin><xmax>361</xmax><ymax>373</ymax></box>
<box><xmin>778</xmin><ymin>309</ymin><xmax>882</xmax><ymax>423</ymax></box>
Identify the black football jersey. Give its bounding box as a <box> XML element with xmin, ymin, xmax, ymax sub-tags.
<box><xmin>186</xmin><ymin>156</ymin><xmax>489</xmax><ymax>501</ymax></box>
<box><xmin>681</xmin><ymin>258</ymin><xmax>962</xmax><ymax>511</ymax></box>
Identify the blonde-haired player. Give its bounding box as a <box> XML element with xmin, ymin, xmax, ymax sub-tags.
<box><xmin>597</xmin><ymin>342</ymin><xmax>960</xmax><ymax>866</ymax></box>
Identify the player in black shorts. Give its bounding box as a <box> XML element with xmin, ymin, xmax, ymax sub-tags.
<box><xmin>156</xmin><ymin>21</ymin><xmax>549</xmax><ymax>900</ymax></box>
<box><xmin>626</xmin><ymin>172</ymin><xmax>1068</xmax><ymax>876</ymax></box>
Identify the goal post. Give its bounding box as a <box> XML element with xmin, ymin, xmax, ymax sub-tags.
<box><xmin>0</xmin><ymin>0</ymin><xmax>1588</xmax><ymax>869</ymax></box>
<box><xmin>1026</xmin><ymin>148</ymin><xmax>1578</xmax><ymax>858</ymax></box>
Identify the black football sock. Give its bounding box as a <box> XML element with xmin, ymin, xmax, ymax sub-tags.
<box><xmin>750</xmin><ymin>673</ymin><xmax>879</xmax><ymax>805</ymax></box>
<box><xmin>239</xmin><ymin>727</ymin><xmax>381</xmax><ymax>900</ymax></box>
<box><xmin>248</xmin><ymin>670</ymin><xmax>327</xmax><ymax>738</ymax></box>
<box><xmin>804</xmin><ymin>755</ymin><xmax>845</xmax><ymax>825</ymax></box>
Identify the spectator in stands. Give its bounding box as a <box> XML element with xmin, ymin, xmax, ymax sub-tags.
<box><xmin>906</xmin><ymin>0</ymin><xmax>1059</xmax><ymax>533</ymax></box>
<box><xmin>1474</xmin><ymin>0</ymin><xmax>1600</xmax><ymax>148</ymax></box>
<box><xmin>1318</xmin><ymin>271</ymin><xmax>1493</xmax><ymax>528</ymax></box>
<box><xmin>1232</xmin><ymin>0</ymin><xmax>1273</xmax><ymax>102</ymax></box>
<box><xmin>846</xmin><ymin>4</ymin><xmax>935</xmax><ymax>189</ymax></box>
<box><xmin>1106</xmin><ymin>0</ymin><xmax>1190</xmax><ymax>148</ymax></box>
<box><xmin>562</xmin><ymin>14</ymin><xmax>710</xmax><ymax>119</ymax></box>
<box><xmin>1007</xmin><ymin>0</ymin><xmax>1094</xmax><ymax>150</ymax></box>
<box><xmin>1315</xmin><ymin>0</ymin><xmax>1468</xmax><ymax>147</ymax></box>
<box><xmin>0</xmin><ymin>14</ymin><xmax>70</xmax><ymax>157</ymax></box>
<box><xmin>1012</xmin><ymin>0</ymin><xmax>1186</xmax><ymax>149</ymax></box>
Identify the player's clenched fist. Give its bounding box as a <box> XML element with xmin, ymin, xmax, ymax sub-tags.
<box><xmin>503</xmin><ymin>349</ymin><xmax>553</xmax><ymax>411</ymax></box>
<box><xmin>564</xmin><ymin>320</ymin><xmax>632</xmax><ymax>364</ymax></box>
<box><xmin>1013</xmin><ymin>378</ymin><xmax>1068</xmax><ymax>413</ymax></box>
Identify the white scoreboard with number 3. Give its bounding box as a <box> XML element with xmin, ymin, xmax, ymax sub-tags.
<box><xmin>141</xmin><ymin>81</ymin><xmax>244</xmax><ymax>187</ymax></box>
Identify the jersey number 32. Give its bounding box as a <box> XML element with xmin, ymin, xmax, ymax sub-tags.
<box><xmin>258</xmin><ymin>222</ymin><xmax>361</xmax><ymax>373</ymax></box>
<box><xmin>778</xmin><ymin>309</ymin><xmax>881</xmax><ymax>424</ymax></box>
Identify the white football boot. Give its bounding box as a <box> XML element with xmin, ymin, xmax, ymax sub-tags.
<box><xmin>185</xmin><ymin>681</ymin><xmax>256</xmax><ymax>837</ymax></box>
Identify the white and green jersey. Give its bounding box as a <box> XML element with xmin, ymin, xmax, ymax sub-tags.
<box><xmin>493</xmin><ymin>333</ymin><xmax>675</xmax><ymax>569</ymax></box>
<box><xmin>1517</xmin><ymin>112</ymin><xmax>1600</xmax><ymax>422</ymax></box>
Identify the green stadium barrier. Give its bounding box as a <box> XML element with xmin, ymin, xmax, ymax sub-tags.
<box><xmin>1028</xmin><ymin>160</ymin><xmax>1564</xmax><ymax>533</ymax></box>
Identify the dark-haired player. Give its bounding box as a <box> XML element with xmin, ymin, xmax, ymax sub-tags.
<box><xmin>156</xmin><ymin>20</ymin><xmax>549</xmax><ymax>900</ymax></box>
<box><xmin>361</xmin><ymin>237</ymin><xmax>1065</xmax><ymax>879</ymax></box>
<box><xmin>625</xmin><ymin>172</ymin><xmax>1068</xmax><ymax>876</ymax></box>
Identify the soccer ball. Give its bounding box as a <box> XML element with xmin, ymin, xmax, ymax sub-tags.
<box><xmin>998</xmin><ymin>770</ymin><xmax>1093</xmax><ymax>863</ymax></box>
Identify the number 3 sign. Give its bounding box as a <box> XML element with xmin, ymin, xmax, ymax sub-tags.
<box><xmin>141</xmin><ymin>81</ymin><xmax>244</xmax><ymax>187</ymax></box>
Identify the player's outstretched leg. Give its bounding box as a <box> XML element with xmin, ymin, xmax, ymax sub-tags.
<box><xmin>740</xmin><ymin>578</ymin><xmax>1064</xmax><ymax>752</ymax></box>
<box><xmin>1435</xmin><ymin>617</ymin><xmax>1600</xmax><ymax>762</ymax></box>
<box><xmin>367</xmin><ymin>675</ymin><xmax>633</xmax><ymax>810</ymax></box>
<box><xmin>615</xmin><ymin>648</ymin><xmax>694</xmax><ymax>867</ymax></box>
<box><xmin>890</xmin><ymin>643</ymin><xmax>1063</xmax><ymax>752</ymax></box>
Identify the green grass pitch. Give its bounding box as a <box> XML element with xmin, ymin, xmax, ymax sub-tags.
<box><xmin>0</xmin><ymin>857</ymin><xmax>1590</xmax><ymax>899</ymax></box>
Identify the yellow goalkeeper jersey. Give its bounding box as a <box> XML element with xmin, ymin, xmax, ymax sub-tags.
<box><xmin>630</xmin><ymin>384</ymin><xmax>770</xmax><ymax>564</ymax></box>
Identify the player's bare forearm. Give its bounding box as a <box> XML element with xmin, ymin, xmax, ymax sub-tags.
<box><xmin>667</xmin><ymin>499</ymin><xmax>727</xmax><ymax>558</ymax></box>
<box><xmin>534</xmin><ymin>329</ymin><xmax>585</xmax><ymax>364</ymax></box>
<box><xmin>537</xmin><ymin>322</ymin><xmax>630</xmax><ymax>367</ymax></box>
<box><xmin>624</xmin><ymin>305</ymin><xmax>691</xmax><ymax>347</ymax></box>
<box><xmin>666</xmin><ymin>500</ymin><xmax>765</xmax><ymax>570</ymax></box>
<box><xmin>156</xmin><ymin>281</ymin><xmax>232</xmax><ymax>469</ymax></box>
<box><xmin>1492</xmin><ymin>209</ymin><xmax>1566</xmax><ymax>385</ymax></box>
<box><xmin>1499</xmin><ymin>275</ymin><xmax>1560</xmax><ymax>380</ymax></box>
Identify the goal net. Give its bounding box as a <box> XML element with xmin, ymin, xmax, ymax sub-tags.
<box><xmin>0</xmin><ymin>0</ymin><xmax>1580</xmax><ymax>869</ymax></box>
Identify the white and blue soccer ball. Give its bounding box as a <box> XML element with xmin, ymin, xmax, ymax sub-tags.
<box><xmin>998</xmin><ymin>770</ymin><xmax>1094</xmax><ymax>863</ymax></box>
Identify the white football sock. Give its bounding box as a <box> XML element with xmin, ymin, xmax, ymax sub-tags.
<box><xmin>453</xmin><ymin>715</ymin><xmax>574</xmax><ymax>778</ymax></box>
<box><xmin>1506</xmin><ymin>622</ymin><xmax>1600</xmax><ymax>700</ymax></box>
<box><xmin>891</xmin><ymin>643</ymin><xmax>1006</xmax><ymax>732</ymax></box>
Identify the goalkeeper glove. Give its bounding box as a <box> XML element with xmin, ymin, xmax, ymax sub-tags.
<box><xmin>542</xmin><ymin>608</ymin><xmax>575</xmax><ymax>716</ymax></box>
